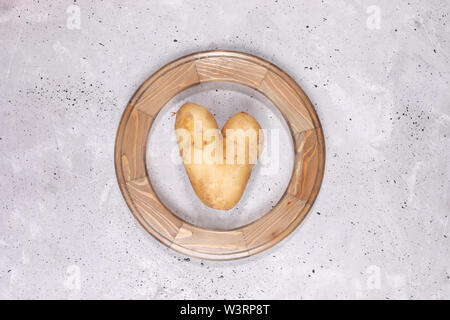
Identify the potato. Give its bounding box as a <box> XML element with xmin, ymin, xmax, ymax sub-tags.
<box><xmin>175</xmin><ymin>102</ymin><xmax>263</xmax><ymax>210</ymax></box>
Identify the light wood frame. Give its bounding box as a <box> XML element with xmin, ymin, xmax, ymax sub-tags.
<box><xmin>115</xmin><ymin>50</ymin><xmax>325</xmax><ymax>260</ymax></box>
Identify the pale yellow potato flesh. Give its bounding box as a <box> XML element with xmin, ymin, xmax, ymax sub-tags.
<box><xmin>175</xmin><ymin>102</ymin><xmax>263</xmax><ymax>210</ymax></box>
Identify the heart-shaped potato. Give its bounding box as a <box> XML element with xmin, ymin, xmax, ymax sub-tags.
<box><xmin>175</xmin><ymin>102</ymin><xmax>263</xmax><ymax>210</ymax></box>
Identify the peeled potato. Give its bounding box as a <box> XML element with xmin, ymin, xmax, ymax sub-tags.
<box><xmin>175</xmin><ymin>102</ymin><xmax>263</xmax><ymax>210</ymax></box>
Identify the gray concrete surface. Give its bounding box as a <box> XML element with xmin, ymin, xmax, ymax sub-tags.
<box><xmin>0</xmin><ymin>0</ymin><xmax>449</xmax><ymax>299</ymax></box>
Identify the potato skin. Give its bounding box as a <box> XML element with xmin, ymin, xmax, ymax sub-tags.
<box><xmin>175</xmin><ymin>102</ymin><xmax>263</xmax><ymax>210</ymax></box>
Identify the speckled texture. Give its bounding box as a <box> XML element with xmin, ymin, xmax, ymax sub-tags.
<box><xmin>0</xmin><ymin>0</ymin><xmax>449</xmax><ymax>299</ymax></box>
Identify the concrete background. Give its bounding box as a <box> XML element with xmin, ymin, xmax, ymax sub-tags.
<box><xmin>0</xmin><ymin>0</ymin><xmax>449</xmax><ymax>299</ymax></box>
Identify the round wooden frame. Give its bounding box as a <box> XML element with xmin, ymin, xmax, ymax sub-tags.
<box><xmin>115</xmin><ymin>50</ymin><xmax>325</xmax><ymax>260</ymax></box>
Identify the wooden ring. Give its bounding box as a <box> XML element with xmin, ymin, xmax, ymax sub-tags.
<box><xmin>115</xmin><ymin>50</ymin><xmax>325</xmax><ymax>260</ymax></box>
